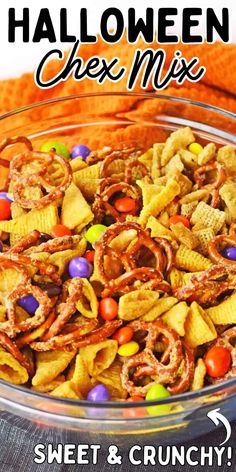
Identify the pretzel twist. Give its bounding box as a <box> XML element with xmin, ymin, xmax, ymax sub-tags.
<box><xmin>0</xmin><ymin>332</ymin><xmax>34</xmax><ymax>376</ymax></box>
<box><xmin>9</xmin><ymin>147</ymin><xmax>72</xmax><ymax>209</ymax></box>
<box><xmin>174</xmin><ymin>264</ymin><xmax>236</xmax><ymax>302</ymax></box>
<box><xmin>210</xmin><ymin>327</ymin><xmax>236</xmax><ymax>382</ymax></box>
<box><xmin>99</xmin><ymin>149</ymin><xmax>140</xmax><ymax>180</ymax></box>
<box><xmin>121</xmin><ymin>320</ymin><xmax>183</xmax><ymax>396</ymax></box>
<box><xmin>93</xmin><ymin>181</ymin><xmax>141</xmax><ymax>223</ymax></box>
<box><xmin>4</xmin><ymin>283</ymin><xmax>51</xmax><ymax>336</ymax></box>
<box><xmin>42</xmin><ymin>278</ymin><xmax>82</xmax><ymax>340</ymax></box>
<box><xmin>95</xmin><ymin>222</ymin><xmax>164</xmax><ymax>284</ymax></box>
<box><xmin>193</xmin><ymin>161</ymin><xmax>226</xmax><ymax>208</ymax></box>
<box><xmin>208</xmin><ymin>235</ymin><xmax>236</xmax><ymax>266</ymax></box>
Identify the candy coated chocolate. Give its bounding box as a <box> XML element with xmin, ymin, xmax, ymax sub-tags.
<box><xmin>87</xmin><ymin>384</ymin><xmax>110</xmax><ymax>401</ymax></box>
<box><xmin>68</xmin><ymin>257</ymin><xmax>92</xmax><ymax>278</ymax></box>
<box><xmin>0</xmin><ymin>192</ymin><xmax>13</xmax><ymax>203</ymax></box>
<box><xmin>221</xmin><ymin>246</ymin><xmax>236</xmax><ymax>261</ymax></box>
<box><xmin>18</xmin><ymin>295</ymin><xmax>39</xmax><ymax>315</ymax></box>
<box><xmin>71</xmin><ymin>144</ymin><xmax>91</xmax><ymax>161</ymax></box>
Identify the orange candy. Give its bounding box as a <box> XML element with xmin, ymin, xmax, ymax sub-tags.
<box><xmin>99</xmin><ymin>297</ymin><xmax>118</xmax><ymax>320</ymax></box>
<box><xmin>169</xmin><ymin>215</ymin><xmax>190</xmax><ymax>229</ymax></box>
<box><xmin>113</xmin><ymin>326</ymin><xmax>134</xmax><ymax>345</ymax></box>
<box><xmin>114</xmin><ymin>197</ymin><xmax>136</xmax><ymax>213</ymax></box>
<box><xmin>124</xmin><ymin>396</ymin><xmax>146</xmax><ymax>418</ymax></box>
<box><xmin>51</xmin><ymin>224</ymin><xmax>72</xmax><ymax>238</ymax></box>
<box><xmin>0</xmin><ymin>199</ymin><xmax>11</xmax><ymax>220</ymax></box>
<box><xmin>85</xmin><ymin>250</ymin><xmax>95</xmax><ymax>263</ymax></box>
<box><xmin>127</xmin><ymin>396</ymin><xmax>144</xmax><ymax>402</ymax></box>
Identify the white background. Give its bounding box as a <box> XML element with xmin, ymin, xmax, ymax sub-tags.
<box><xmin>0</xmin><ymin>0</ymin><xmax>235</xmax><ymax>79</ymax></box>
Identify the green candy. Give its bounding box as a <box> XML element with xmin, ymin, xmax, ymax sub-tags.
<box><xmin>40</xmin><ymin>141</ymin><xmax>71</xmax><ymax>159</ymax></box>
<box><xmin>85</xmin><ymin>224</ymin><xmax>107</xmax><ymax>244</ymax></box>
<box><xmin>145</xmin><ymin>384</ymin><xmax>171</xmax><ymax>416</ymax></box>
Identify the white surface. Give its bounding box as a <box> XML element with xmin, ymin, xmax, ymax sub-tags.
<box><xmin>0</xmin><ymin>0</ymin><xmax>235</xmax><ymax>79</ymax></box>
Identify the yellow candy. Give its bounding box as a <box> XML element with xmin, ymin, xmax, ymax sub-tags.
<box><xmin>118</xmin><ymin>341</ymin><xmax>139</xmax><ymax>357</ymax></box>
<box><xmin>188</xmin><ymin>142</ymin><xmax>204</xmax><ymax>155</ymax></box>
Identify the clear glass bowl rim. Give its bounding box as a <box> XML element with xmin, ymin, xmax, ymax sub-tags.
<box><xmin>0</xmin><ymin>91</ymin><xmax>235</xmax><ymax>410</ymax></box>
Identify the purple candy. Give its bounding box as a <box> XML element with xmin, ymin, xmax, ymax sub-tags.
<box><xmin>68</xmin><ymin>257</ymin><xmax>92</xmax><ymax>278</ymax></box>
<box><xmin>87</xmin><ymin>384</ymin><xmax>110</xmax><ymax>402</ymax></box>
<box><xmin>221</xmin><ymin>246</ymin><xmax>236</xmax><ymax>261</ymax></box>
<box><xmin>0</xmin><ymin>192</ymin><xmax>13</xmax><ymax>203</ymax></box>
<box><xmin>71</xmin><ymin>144</ymin><xmax>91</xmax><ymax>161</ymax></box>
<box><xmin>18</xmin><ymin>295</ymin><xmax>39</xmax><ymax>315</ymax></box>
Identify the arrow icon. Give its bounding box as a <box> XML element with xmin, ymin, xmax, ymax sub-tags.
<box><xmin>207</xmin><ymin>408</ymin><xmax>231</xmax><ymax>445</ymax></box>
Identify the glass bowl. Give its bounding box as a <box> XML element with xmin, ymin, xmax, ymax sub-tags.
<box><xmin>0</xmin><ymin>92</ymin><xmax>236</xmax><ymax>447</ymax></box>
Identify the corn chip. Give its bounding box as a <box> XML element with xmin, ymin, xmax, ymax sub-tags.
<box><xmin>0</xmin><ymin>347</ymin><xmax>28</xmax><ymax>384</ymax></box>
<box><xmin>32</xmin><ymin>375</ymin><xmax>65</xmax><ymax>393</ymax></box>
<box><xmin>169</xmin><ymin>268</ymin><xmax>185</xmax><ymax>289</ymax></box>
<box><xmin>139</xmin><ymin>179</ymin><xmax>180</xmax><ymax>226</ymax></box>
<box><xmin>184</xmin><ymin>302</ymin><xmax>217</xmax><ymax>347</ymax></box>
<box><xmin>170</xmin><ymin>222</ymin><xmax>199</xmax><ymax>249</ymax></box>
<box><xmin>50</xmin><ymin>380</ymin><xmax>82</xmax><ymax>399</ymax></box>
<box><xmin>0</xmin><ymin>204</ymin><xmax>58</xmax><ymax>235</ymax></box>
<box><xmin>75</xmin><ymin>279</ymin><xmax>98</xmax><ymax>319</ymax></box>
<box><xmin>140</xmin><ymin>296</ymin><xmax>178</xmax><ymax>321</ymax></box>
<box><xmin>94</xmin><ymin>359</ymin><xmax>127</xmax><ymax>400</ymax></box>
<box><xmin>165</xmin><ymin>200</ymin><xmax>179</xmax><ymax>217</ymax></box>
<box><xmin>198</xmin><ymin>143</ymin><xmax>216</xmax><ymax>166</ymax></box>
<box><xmin>206</xmin><ymin>292</ymin><xmax>236</xmax><ymax>324</ymax></box>
<box><xmin>191</xmin><ymin>359</ymin><xmax>207</xmax><ymax>391</ymax></box>
<box><xmin>70</xmin><ymin>157</ymin><xmax>88</xmax><ymax>173</ymax></box>
<box><xmin>217</xmin><ymin>145</ymin><xmax>236</xmax><ymax>176</ymax></box>
<box><xmin>137</xmin><ymin>180</ymin><xmax>163</xmax><ymax>206</ymax></box>
<box><xmin>158</xmin><ymin>211</ymin><xmax>170</xmax><ymax>226</ymax></box>
<box><xmin>175</xmin><ymin>173</ymin><xmax>193</xmax><ymax>198</ymax></box>
<box><xmin>73</xmin><ymin>162</ymin><xmax>101</xmax><ymax>182</ymax></box>
<box><xmin>118</xmin><ymin>290</ymin><xmax>160</xmax><ymax>320</ymax></box>
<box><xmin>32</xmin><ymin>350</ymin><xmax>76</xmax><ymax>386</ymax></box>
<box><xmin>80</xmin><ymin>340</ymin><xmax>117</xmax><ymax>377</ymax></box>
<box><xmin>161</xmin><ymin>127</ymin><xmax>195</xmax><ymax>166</ymax></box>
<box><xmin>180</xmin><ymin>189</ymin><xmax>209</xmax><ymax>205</ymax></box>
<box><xmin>70</xmin><ymin>354</ymin><xmax>92</xmax><ymax>396</ymax></box>
<box><xmin>164</xmin><ymin>153</ymin><xmax>184</xmax><ymax>176</ymax></box>
<box><xmin>48</xmin><ymin>242</ymin><xmax>87</xmax><ymax>275</ymax></box>
<box><xmin>178</xmin><ymin>149</ymin><xmax>198</xmax><ymax>169</ymax></box>
<box><xmin>146</xmin><ymin>216</ymin><xmax>174</xmax><ymax>241</ymax></box>
<box><xmin>61</xmin><ymin>182</ymin><xmax>94</xmax><ymax>230</ymax></box>
<box><xmin>162</xmin><ymin>301</ymin><xmax>189</xmax><ymax>336</ymax></box>
<box><xmin>175</xmin><ymin>244</ymin><xmax>213</xmax><ymax>271</ymax></box>
<box><xmin>219</xmin><ymin>181</ymin><xmax>236</xmax><ymax>220</ymax></box>
<box><xmin>151</xmin><ymin>143</ymin><xmax>164</xmax><ymax>179</ymax></box>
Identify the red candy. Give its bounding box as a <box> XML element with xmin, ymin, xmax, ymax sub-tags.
<box><xmin>0</xmin><ymin>198</ymin><xmax>11</xmax><ymax>220</ymax></box>
<box><xmin>113</xmin><ymin>326</ymin><xmax>134</xmax><ymax>345</ymax></box>
<box><xmin>85</xmin><ymin>250</ymin><xmax>95</xmax><ymax>263</ymax></box>
<box><xmin>51</xmin><ymin>224</ymin><xmax>72</xmax><ymax>238</ymax></box>
<box><xmin>205</xmin><ymin>346</ymin><xmax>231</xmax><ymax>378</ymax></box>
<box><xmin>99</xmin><ymin>297</ymin><xmax>118</xmax><ymax>320</ymax></box>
